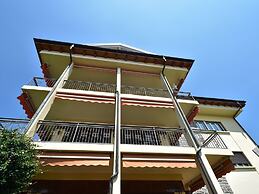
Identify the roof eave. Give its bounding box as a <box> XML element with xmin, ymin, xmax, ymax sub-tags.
<box><xmin>194</xmin><ymin>96</ymin><xmax>246</xmax><ymax>109</ymax></box>
<box><xmin>33</xmin><ymin>38</ymin><xmax>195</xmax><ymax>70</ymax></box>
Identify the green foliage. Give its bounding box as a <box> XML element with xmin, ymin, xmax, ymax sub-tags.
<box><xmin>0</xmin><ymin>129</ymin><xmax>39</xmax><ymax>194</ymax></box>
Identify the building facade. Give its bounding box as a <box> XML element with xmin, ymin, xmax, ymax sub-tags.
<box><xmin>1</xmin><ymin>39</ymin><xmax>259</xmax><ymax>194</ymax></box>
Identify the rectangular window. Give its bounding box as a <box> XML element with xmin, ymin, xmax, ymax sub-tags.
<box><xmin>191</xmin><ymin>120</ymin><xmax>225</xmax><ymax>131</ymax></box>
<box><xmin>253</xmin><ymin>147</ymin><xmax>259</xmax><ymax>157</ymax></box>
<box><xmin>231</xmin><ymin>152</ymin><xmax>252</xmax><ymax>167</ymax></box>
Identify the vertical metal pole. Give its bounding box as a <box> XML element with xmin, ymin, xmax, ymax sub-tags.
<box><xmin>33</xmin><ymin>77</ymin><xmax>38</xmax><ymax>86</ymax></box>
<box><xmin>110</xmin><ymin>67</ymin><xmax>121</xmax><ymax>194</ymax></box>
<box><xmin>160</xmin><ymin>72</ymin><xmax>224</xmax><ymax>194</ymax></box>
<box><xmin>72</xmin><ymin>123</ymin><xmax>80</xmax><ymax>142</ymax></box>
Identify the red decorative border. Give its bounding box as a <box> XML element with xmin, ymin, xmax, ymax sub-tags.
<box><xmin>187</xmin><ymin>106</ymin><xmax>199</xmax><ymax>123</ymax></box>
<box><xmin>41</xmin><ymin>63</ymin><xmax>49</xmax><ymax>78</ymax></box>
<box><xmin>17</xmin><ymin>92</ymin><xmax>35</xmax><ymax>118</ymax></box>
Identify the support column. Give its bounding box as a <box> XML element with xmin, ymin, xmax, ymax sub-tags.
<box><xmin>26</xmin><ymin>62</ymin><xmax>74</xmax><ymax>137</ymax></box>
<box><xmin>160</xmin><ymin>72</ymin><xmax>224</xmax><ymax>194</ymax></box>
<box><xmin>110</xmin><ymin>67</ymin><xmax>121</xmax><ymax>194</ymax></box>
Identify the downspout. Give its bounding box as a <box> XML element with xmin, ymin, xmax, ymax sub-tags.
<box><xmin>25</xmin><ymin>44</ymin><xmax>74</xmax><ymax>137</ymax></box>
<box><xmin>160</xmin><ymin>57</ymin><xmax>223</xmax><ymax>194</ymax></box>
<box><xmin>109</xmin><ymin>91</ymin><xmax>120</xmax><ymax>194</ymax></box>
<box><xmin>69</xmin><ymin>44</ymin><xmax>75</xmax><ymax>65</ymax></box>
<box><xmin>233</xmin><ymin>102</ymin><xmax>258</xmax><ymax>146</ymax></box>
<box><xmin>109</xmin><ymin>67</ymin><xmax>121</xmax><ymax>194</ymax></box>
<box><xmin>233</xmin><ymin>102</ymin><xmax>242</xmax><ymax>118</ymax></box>
<box><xmin>161</xmin><ymin>57</ymin><xmax>200</xmax><ymax>149</ymax></box>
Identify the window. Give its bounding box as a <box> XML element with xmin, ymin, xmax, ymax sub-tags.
<box><xmin>231</xmin><ymin>152</ymin><xmax>252</xmax><ymax>167</ymax></box>
<box><xmin>191</xmin><ymin>120</ymin><xmax>225</xmax><ymax>131</ymax></box>
<box><xmin>253</xmin><ymin>147</ymin><xmax>259</xmax><ymax>157</ymax></box>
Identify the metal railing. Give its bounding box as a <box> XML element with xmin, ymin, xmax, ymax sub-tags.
<box><xmin>28</xmin><ymin>77</ymin><xmax>196</xmax><ymax>99</ymax></box>
<box><xmin>63</xmin><ymin>80</ymin><xmax>116</xmax><ymax>93</ymax></box>
<box><xmin>0</xmin><ymin>118</ymin><xmax>227</xmax><ymax>149</ymax></box>
<box><xmin>34</xmin><ymin>121</ymin><xmax>191</xmax><ymax>147</ymax></box>
<box><xmin>28</xmin><ymin>77</ymin><xmax>57</xmax><ymax>87</ymax></box>
<box><xmin>121</xmin><ymin>126</ymin><xmax>189</xmax><ymax>146</ymax></box>
<box><xmin>35</xmin><ymin>121</ymin><xmax>114</xmax><ymax>144</ymax></box>
<box><xmin>0</xmin><ymin>118</ymin><xmax>29</xmax><ymax>133</ymax></box>
<box><xmin>121</xmin><ymin>85</ymin><xmax>169</xmax><ymax>98</ymax></box>
<box><xmin>193</xmin><ymin>130</ymin><xmax>227</xmax><ymax>149</ymax></box>
<box><xmin>34</xmin><ymin>122</ymin><xmax>227</xmax><ymax>148</ymax></box>
<box><xmin>29</xmin><ymin>77</ymin><xmax>116</xmax><ymax>93</ymax></box>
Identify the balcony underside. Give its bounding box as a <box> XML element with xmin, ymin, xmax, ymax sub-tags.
<box><xmin>39</xmin><ymin>50</ymin><xmax>188</xmax><ymax>88</ymax></box>
<box><xmin>34</xmin><ymin>151</ymin><xmax>233</xmax><ymax>192</ymax></box>
<box><xmin>20</xmin><ymin>86</ymin><xmax>198</xmax><ymax>128</ymax></box>
<box><xmin>29</xmin><ymin>180</ymin><xmax>189</xmax><ymax>194</ymax></box>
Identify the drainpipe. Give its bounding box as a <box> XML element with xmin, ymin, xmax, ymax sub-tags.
<box><xmin>160</xmin><ymin>59</ymin><xmax>224</xmax><ymax>194</ymax></box>
<box><xmin>110</xmin><ymin>67</ymin><xmax>121</xmax><ymax>194</ymax></box>
<box><xmin>25</xmin><ymin>44</ymin><xmax>74</xmax><ymax>138</ymax></box>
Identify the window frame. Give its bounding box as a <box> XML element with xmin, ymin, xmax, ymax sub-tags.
<box><xmin>191</xmin><ymin>120</ymin><xmax>226</xmax><ymax>131</ymax></box>
<box><xmin>231</xmin><ymin>152</ymin><xmax>252</xmax><ymax>167</ymax></box>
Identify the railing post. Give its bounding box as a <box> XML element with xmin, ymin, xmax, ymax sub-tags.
<box><xmin>25</xmin><ymin>59</ymin><xmax>74</xmax><ymax>137</ymax></box>
<box><xmin>153</xmin><ymin>129</ymin><xmax>159</xmax><ymax>145</ymax></box>
<box><xmin>160</xmin><ymin>72</ymin><xmax>224</xmax><ymax>194</ymax></box>
<box><xmin>110</xmin><ymin>67</ymin><xmax>121</xmax><ymax>194</ymax></box>
<box><xmin>72</xmin><ymin>123</ymin><xmax>80</xmax><ymax>142</ymax></box>
<box><xmin>88</xmin><ymin>82</ymin><xmax>92</xmax><ymax>91</ymax></box>
<box><xmin>33</xmin><ymin>77</ymin><xmax>38</xmax><ymax>86</ymax></box>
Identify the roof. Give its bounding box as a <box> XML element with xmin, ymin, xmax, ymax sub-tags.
<box><xmin>34</xmin><ymin>38</ymin><xmax>194</xmax><ymax>70</ymax></box>
<box><xmin>193</xmin><ymin>96</ymin><xmax>246</xmax><ymax>108</ymax></box>
<box><xmin>87</xmin><ymin>43</ymin><xmax>153</xmax><ymax>54</ymax></box>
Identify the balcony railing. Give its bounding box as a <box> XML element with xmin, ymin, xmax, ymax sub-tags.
<box><xmin>27</xmin><ymin>77</ymin><xmax>195</xmax><ymax>100</ymax></box>
<box><xmin>36</xmin><ymin>121</ymin><xmax>114</xmax><ymax>144</ymax></box>
<box><xmin>121</xmin><ymin>126</ymin><xmax>189</xmax><ymax>146</ymax></box>
<box><xmin>193</xmin><ymin>130</ymin><xmax>227</xmax><ymax>149</ymax></box>
<box><xmin>121</xmin><ymin>85</ymin><xmax>169</xmax><ymax>98</ymax></box>
<box><xmin>28</xmin><ymin>77</ymin><xmax>57</xmax><ymax>87</ymax></box>
<box><xmin>0</xmin><ymin>118</ymin><xmax>227</xmax><ymax>149</ymax></box>
<box><xmin>63</xmin><ymin>80</ymin><xmax>116</xmax><ymax>93</ymax></box>
<box><xmin>0</xmin><ymin>118</ymin><xmax>29</xmax><ymax>133</ymax></box>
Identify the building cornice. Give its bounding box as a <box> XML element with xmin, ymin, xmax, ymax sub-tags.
<box><xmin>34</xmin><ymin>38</ymin><xmax>194</xmax><ymax>71</ymax></box>
<box><xmin>194</xmin><ymin>96</ymin><xmax>246</xmax><ymax>108</ymax></box>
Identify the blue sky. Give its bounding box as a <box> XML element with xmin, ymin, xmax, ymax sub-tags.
<box><xmin>0</xmin><ymin>1</ymin><xmax>258</xmax><ymax>143</ymax></box>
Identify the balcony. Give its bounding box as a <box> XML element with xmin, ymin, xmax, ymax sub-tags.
<box><xmin>28</xmin><ymin>77</ymin><xmax>171</xmax><ymax>98</ymax></box>
<box><xmin>20</xmin><ymin>77</ymin><xmax>198</xmax><ymax>127</ymax></box>
<box><xmin>28</xmin><ymin>77</ymin><xmax>198</xmax><ymax>99</ymax></box>
<box><xmin>1</xmin><ymin>117</ymin><xmax>233</xmax><ymax>190</ymax></box>
<box><xmin>0</xmin><ymin>118</ymin><xmax>227</xmax><ymax>150</ymax></box>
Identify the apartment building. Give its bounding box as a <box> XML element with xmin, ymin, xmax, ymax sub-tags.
<box><xmin>1</xmin><ymin>39</ymin><xmax>259</xmax><ymax>194</ymax></box>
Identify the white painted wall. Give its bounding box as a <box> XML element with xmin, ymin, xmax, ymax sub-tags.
<box><xmin>225</xmin><ymin>170</ymin><xmax>259</xmax><ymax>194</ymax></box>
<box><xmin>195</xmin><ymin>114</ymin><xmax>259</xmax><ymax>193</ymax></box>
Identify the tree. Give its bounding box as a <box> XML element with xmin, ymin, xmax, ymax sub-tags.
<box><xmin>0</xmin><ymin>128</ymin><xmax>39</xmax><ymax>194</ymax></box>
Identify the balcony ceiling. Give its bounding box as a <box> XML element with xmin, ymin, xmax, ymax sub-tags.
<box><xmin>35</xmin><ymin>152</ymin><xmax>232</xmax><ymax>192</ymax></box>
<box><xmin>20</xmin><ymin>86</ymin><xmax>198</xmax><ymax>127</ymax></box>
<box><xmin>197</xmin><ymin>104</ymin><xmax>241</xmax><ymax>117</ymax></box>
<box><xmin>39</xmin><ymin>51</ymin><xmax>188</xmax><ymax>89</ymax></box>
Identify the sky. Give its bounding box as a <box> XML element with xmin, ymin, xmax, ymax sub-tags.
<box><xmin>0</xmin><ymin>1</ymin><xmax>258</xmax><ymax>143</ymax></box>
